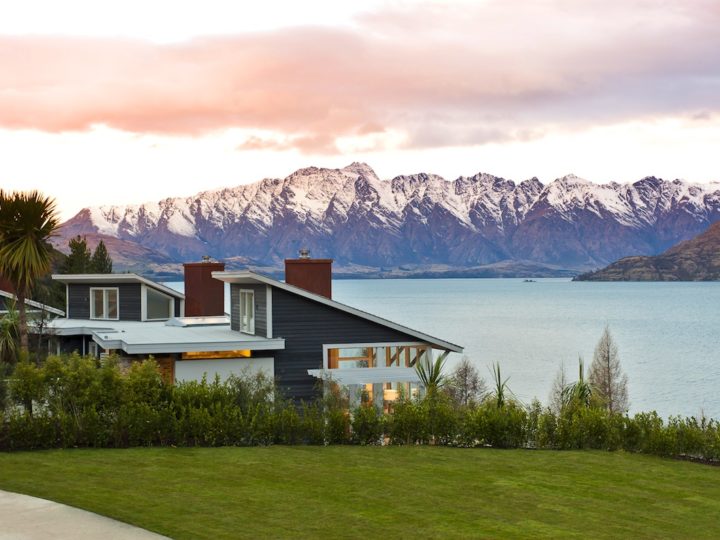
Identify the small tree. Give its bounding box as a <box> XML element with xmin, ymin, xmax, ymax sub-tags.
<box><xmin>549</xmin><ymin>362</ymin><xmax>568</xmax><ymax>414</ymax></box>
<box><xmin>90</xmin><ymin>240</ymin><xmax>113</xmax><ymax>273</ymax></box>
<box><xmin>446</xmin><ymin>356</ymin><xmax>486</xmax><ymax>406</ymax></box>
<box><xmin>588</xmin><ymin>326</ymin><xmax>629</xmax><ymax>413</ymax></box>
<box><xmin>489</xmin><ymin>362</ymin><xmax>511</xmax><ymax>408</ymax></box>
<box><xmin>0</xmin><ymin>190</ymin><xmax>60</xmax><ymax>353</ymax></box>
<box><xmin>61</xmin><ymin>236</ymin><xmax>92</xmax><ymax>274</ymax></box>
<box><xmin>415</xmin><ymin>353</ymin><xmax>447</xmax><ymax>396</ymax></box>
<box><xmin>561</xmin><ymin>357</ymin><xmax>594</xmax><ymax>410</ymax></box>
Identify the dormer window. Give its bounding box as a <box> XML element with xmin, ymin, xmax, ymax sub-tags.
<box><xmin>90</xmin><ymin>287</ymin><xmax>119</xmax><ymax>320</ymax></box>
<box><xmin>239</xmin><ymin>290</ymin><xmax>255</xmax><ymax>333</ymax></box>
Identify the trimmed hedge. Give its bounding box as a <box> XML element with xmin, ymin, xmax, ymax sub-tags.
<box><xmin>1</xmin><ymin>354</ymin><xmax>719</xmax><ymax>463</ymax></box>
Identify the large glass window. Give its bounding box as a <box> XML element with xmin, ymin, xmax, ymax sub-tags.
<box><xmin>146</xmin><ymin>287</ymin><xmax>173</xmax><ymax>320</ymax></box>
<box><xmin>239</xmin><ymin>290</ymin><xmax>255</xmax><ymax>334</ymax></box>
<box><xmin>326</xmin><ymin>345</ymin><xmax>428</xmax><ymax>411</ymax></box>
<box><xmin>327</xmin><ymin>345</ymin><xmax>429</xmax><ymax>370</ymax></box>
<box><xmin>90</xmin><ymin>288</ymin><xmax>118</xmax><ymax>320</ymax></box>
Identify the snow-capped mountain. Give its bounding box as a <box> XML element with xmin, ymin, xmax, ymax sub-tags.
<box><xmin>57</xmin><ymin>163</ymin><xmax>720</xmax><ymax>273</ymax></box>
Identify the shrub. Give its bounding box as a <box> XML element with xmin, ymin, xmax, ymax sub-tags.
<box><xmin>351</xmin><ymin>405</ymin><xmax>385</xmax><ymax>445</ymax></box>
<box><xmin>388</xmin><ymin>397</ymin><xmax>428</xmax><ymax>445</ymax></box>
<box><xmin>9</xmin><ymin>360</ymin><xmax>44</xmax><ymax>415</ymax></box>
<box><xmin>425</xmin><ymin>393</ymin><xmax>459</xmax><ymax>445</ymax></box>
<box><xmin>462</xmin><ymin>400</ymin><xmax>528</xmax><ymax>448</ymax></box>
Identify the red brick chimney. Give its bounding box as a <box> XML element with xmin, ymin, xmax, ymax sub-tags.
<box><xmin>0</xmin><ymin>274</ymin><xmax>13</xmax><ymax>293</ymax></box>
<box><xmin>284</xmin><ymin>249</ymin><xmax>333</xmax><ymax>299</ymax></box>
<box><xmin>183</xmin><ymin>258</ymin><xmax>225</xmax><ymax>316</ymax></box>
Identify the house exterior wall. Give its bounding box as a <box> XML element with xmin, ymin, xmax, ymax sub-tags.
<box><xmin>67</xmin><ymin>283</ymin><xmax>142</xmax><ymax>321</ymax></box>
<box><xmin>230</xmin><ymin>283</ymin><xmax>267</xmax><ymax>337</ymax></box>
<box><xmin>175</xmin><ymin>357</ymin><xmax>274</xmax><ymax>383</ymax></box>
<box><xmin>270</xmin><ymin>287</ymin><xmax>418</xmax><ymax>403</ymax></box>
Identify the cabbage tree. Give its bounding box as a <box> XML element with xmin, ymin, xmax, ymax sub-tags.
<box><xmin>0</xmin><ymin>190</ymin><xmax>59</xmax><ymax>355</ymax></box>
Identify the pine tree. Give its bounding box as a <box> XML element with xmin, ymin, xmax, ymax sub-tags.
<box><xmin>588</xmin><ymin>326</ymin><xmax>629</xmax><ymax>413</ymax></box>
<box><xmin>90</xmin><ymin>240</ymin><xmax>113</xmax><ymax>273</ymax></box>
<box><xmin>61</xmin><ymin>236</ymin><xmax>92</xmax><ymax>274</ymax></box>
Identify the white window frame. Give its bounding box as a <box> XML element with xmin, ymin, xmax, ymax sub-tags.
<box><xmin>239</xmin><ymin>289</ymin><xmax>255</xmax><ymax>334</ymax></box>
<box><xmin>89</xmin><ymin>287</ymin><xmax>119</xmax><ymax>321</ymax></box>
<box><xmin>142</xmin><ymin>284</ymin><xmax>175</xmax><ymax>321</ymax></box>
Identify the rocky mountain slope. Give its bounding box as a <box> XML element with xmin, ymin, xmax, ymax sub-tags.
<box><xmin>575</xmin><ymin>221</ymin><xmax>720</xmax><ymax>281</ymax></box>
<box><xmin>55</xmin><ymin>163</ymin><xmax>720</xmax><ymax>276</ymax></box>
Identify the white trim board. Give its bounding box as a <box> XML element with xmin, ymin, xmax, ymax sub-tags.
<box><xmin>0</xmin><ymin>290</ymin><xmax>65</xmax><ymax>317</ymax></box>
<box><xmin>308</xmin><ymin>367</ymin><xmax>421</xmax><ymax>385</ymax></box>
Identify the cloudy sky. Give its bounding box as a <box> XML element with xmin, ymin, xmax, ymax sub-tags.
<box><xmin>1</xmin><ymin>0</ymin><xmax>719</xmax><ymax>220</ymax></box>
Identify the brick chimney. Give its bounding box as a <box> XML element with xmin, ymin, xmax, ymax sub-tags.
<box><xmin>0</xmin><ymin>274</ymin><xmax>13</xmax><ymax>293</ymax></box>
<box><xmin>284</xmin><ymin>249</ymin><xmax>333</xmax><ymax>299</ymax></box>
<box><xmin>183</xmin><ymin>258</ymin><xmax>225</xmax><ymax>316</ymax></box>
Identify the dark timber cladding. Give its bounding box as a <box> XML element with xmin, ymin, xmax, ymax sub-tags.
<box><xmin>230</xmin><ymin>283</ymin><xmax>267</xmax><ymax>337</ymax></box>
<box><xmin>67</xmin><ymin>283</ymin><xmax>142</xmax><ymax>320</ymax></box>
<box><xmin>271</xmin><ymin>286</ymin><xmax>419</xmax><ymax>402</ymax></box>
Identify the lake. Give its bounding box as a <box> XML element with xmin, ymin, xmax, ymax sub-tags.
<box><xmin>168</xmin><ymin>278</ymin><xmax>720</xmax><ymax>419</ymax></box>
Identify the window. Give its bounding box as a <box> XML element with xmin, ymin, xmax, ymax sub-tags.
<box><xmin>90</xmin><ymin>288</ymin><xmax>118</xmax><ymax>320</ymax></box>
<box><xmin>327</xmin><ymin>345</ymin><xmax>430</xmax><ymax>370</ymax></box>
<box><xmin>146</xmin><ymin>287</ymin><xmax>173</xmax><ymax>320</ymax></box>
<box><xmin>239</xmin><ymin>290</ymin><xmax>255</xmax><ymax>334</ymax></box>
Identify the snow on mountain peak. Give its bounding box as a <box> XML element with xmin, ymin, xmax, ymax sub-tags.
<box><xmin>60</xmin><ymin>164</ymin><xmax>720</xmax><ymax>270</ymax></box>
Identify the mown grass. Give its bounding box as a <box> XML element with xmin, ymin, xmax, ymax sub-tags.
<box><xmin>1</xmin><ymin>447</ymin><xmax>719</xmax><ymax>539</ymax></box>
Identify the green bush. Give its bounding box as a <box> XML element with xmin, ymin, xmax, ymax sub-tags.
<box><xmin>388</xmin><ymin>397</ymin><xmax>428</xmax><ymax>445</ymax></box>
<box><xmin>461</xmin><ymin>401</ymin><xmax>527</xmax><ymax>448</ymax></box>
<box><xmin>351</xmin><ymin>405</ymin><xmax>385</xmax><ymax>445</ymax></box>
<box><xmin>2</xmin><ymin>353</ymin><xmax>720</xmax><ymax>463</ymax></box>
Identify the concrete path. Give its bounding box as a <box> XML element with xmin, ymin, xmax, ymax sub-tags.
<box><xmin>0</xmin><ymin>490</ymin><xmax>169</xmax><ymax>539</ymax></box>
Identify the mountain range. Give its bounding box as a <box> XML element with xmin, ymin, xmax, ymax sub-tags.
<box><xmin>55</xmin><ymin>163</ymin><xmax>720</xmax><ymax>277</ymax></box>
<box><xmin>575</xmin><ymin>221</ymin><xmax>720</xmax><ymax>281</ymax></box>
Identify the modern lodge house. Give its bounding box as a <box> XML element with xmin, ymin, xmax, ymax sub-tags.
<box><xmin>46</xmin><ymin>255</ymin><xmax>463</xmax><ymax>409</ymax></box>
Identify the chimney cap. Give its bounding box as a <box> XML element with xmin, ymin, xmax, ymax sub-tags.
<box><xmin>298</xmin><ymin>248</ymin><xmax>310</xmax><ymax>259</ymax></box>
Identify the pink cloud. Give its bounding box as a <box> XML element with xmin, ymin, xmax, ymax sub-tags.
<box><xmin>0</xmin><ymin>0</ymin><xmax>719</xmax><ymax>152</ymax></box>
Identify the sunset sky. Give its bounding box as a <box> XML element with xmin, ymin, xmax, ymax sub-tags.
<box><xmin>1</xmin><ymin>0</ymin><xmax>719</xmax><ymax>220</ymax></box>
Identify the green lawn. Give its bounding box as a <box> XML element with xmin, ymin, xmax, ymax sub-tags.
<box><xmin>0</xmin><ymin>447</ymin><xmax>719</xmax><ymax>539</ymax></box>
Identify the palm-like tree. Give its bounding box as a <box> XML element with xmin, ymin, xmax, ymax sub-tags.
<box><xmin>0</xmin><ymin>190</ymin><xmax>59</xmax><ymax>355</ymax></box>
<box><xmin>415</xmin><ymin>353</ymin><xmax>447</xmax><ymax>395</ymax></box>
<box><xmin>490</xmin><ymin>362</ymin><xmax>512</xmax><ymax>408</ymax></box>
<box><xmin>561</xmin><ymin>357</ymin><xmax>594</xmax><ymax>409</ymax></box>
<box><xmin>0</xmin><ymin>299</ymin><xmax>19</xmax><ymax>363</ymax></box>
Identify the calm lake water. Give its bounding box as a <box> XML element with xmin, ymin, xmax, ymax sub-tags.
<box><xmin>168</xmin><ymin>278</ymin><xmax>720</xmax><ymax>419</ymax></box>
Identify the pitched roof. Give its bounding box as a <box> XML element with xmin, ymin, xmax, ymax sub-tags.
<box><xmin>212</xmin><ymin>271</ymin><xmax>463</xmax><ymax>353</ymax></box>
